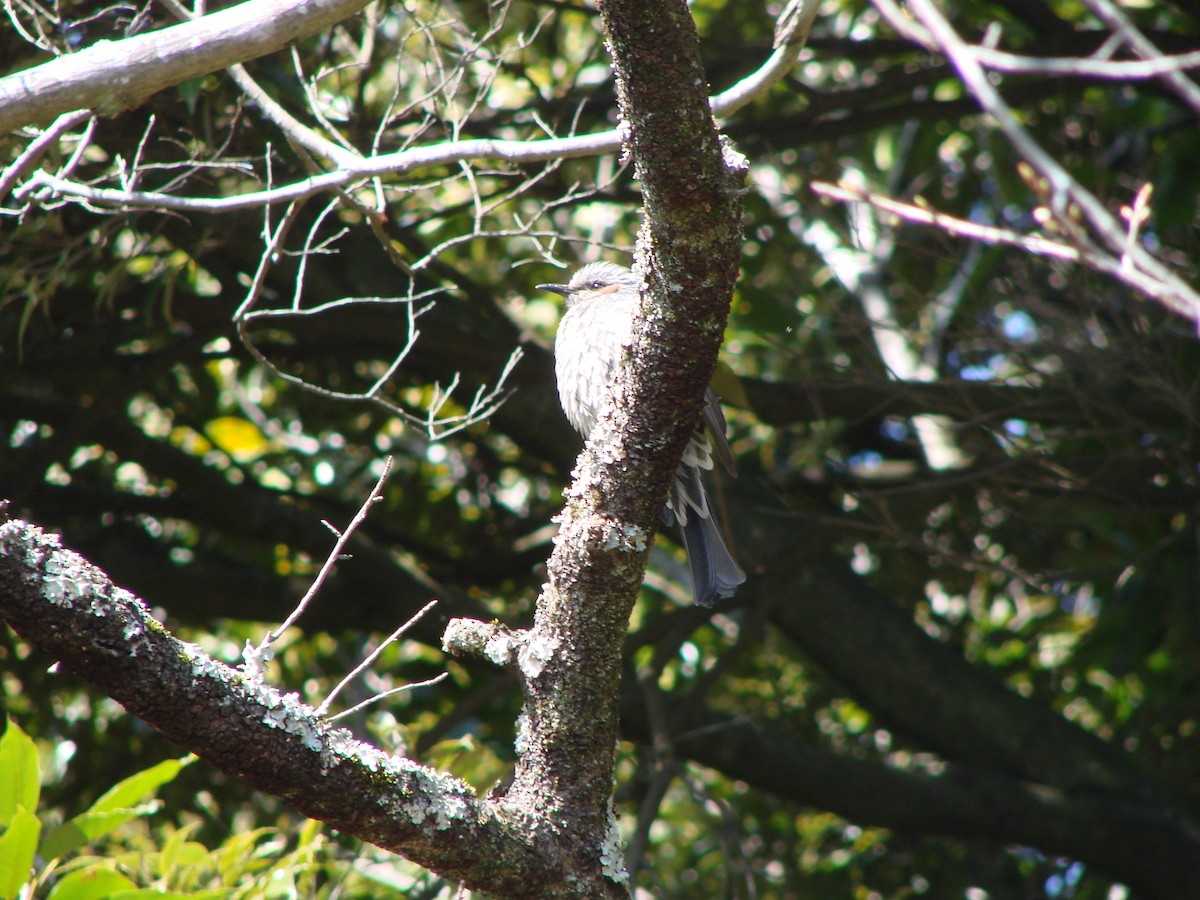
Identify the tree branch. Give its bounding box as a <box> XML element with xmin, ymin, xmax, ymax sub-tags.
<box><xmin>6</xmin><ymin>0</ymin><xmax>805</xmax><ymax>214</ymax></box>
<box><xmin>883</xmin><ymin>0</ymin><xmax>1200</xmax><ymax>326</ymax></box>
<box><xmin>0</xmin><ymin>0</ymin><xmax>374</xmax><ymax>136</ymax></box>
<box><xmin>620</xmin><ymin>686</ymin><xmax>1200</xmax><ymax>899</ymax></box>
<box><xmin>438</xmin><ymin>0</ymin><xmax>757</xmax><ymax>894</ymax></box>
<box><xmin>0</xmin><ymin>519</ymin><xmax>562</xmax><ymax>895</ymax></box>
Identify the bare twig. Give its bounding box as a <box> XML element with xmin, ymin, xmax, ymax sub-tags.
<box><xmin>242</xmin><ymin>456</ymin><xmax>393</xmax><ymax>682</ymax></box>
<box><xmin>158</xmin><ymin>0</ymin><xmax>360</xmax><ymax>164</ymax></box>
<box><xmin>320</xmin><ymin>598</ymin><xmax>442</xmax><ymax>717</ymax></box>
<box><xmin>0</xmin><ymin>0</ymin><xmax>376</xmax><ymax>135</ymax></box>
<box><xmin>877</xmin><ymin>0</ymin><xmax>1200</xmax><ymax>326</ymax></box>
<box><xmin>237</xmin><ymin>283</ymin><xmax>523</xmax><ymax>439</ymax></box>
<box><xmin>975</xmin><ymin>46</ymin><xmax>1200</xmax><ymax>80</ymax></box>
<box><xmin>1120</xmin><ymin>182</ymin><xmax>1154</xmax><ymax>273</ymax></box>
<box><xmin>0</xmin><ymin>108</ymin><xmax>91</xmax><ymax>208</ymax></box>
<box><xmin>12</xmin><ymin>0</ymin><xmax>814</xmax><ymax>216</ymax></box>
<box><xmin>232</xmin><ymin>198</ymin><xmax>306</xmax><ymax>319</ymax></box>
<box><xmin>874</xmin><ymin>1</ymin><xmax>1200</xmax><ymax>82</ymax></box>
<box><xmin>1079</xmin><ymin>0</ymin><xmax>1200</xmax><ymax>115</ymax></box>
<box><xmin>14</xmin><ymin>134</ymin><xmax>616</xmax><ymax>213</ymax></box>
<box><xmin>327</xmin><ymin>672</ymin><xmax>450</xmax><ymax>722</ymax></box>
<box><xmin>810</xmin><ymin>180</ymin><xmax>1082</xmax><ymax>262</ymax></box>
<box><xmin>712</xmin><ymin>0</ymin><xmax>820</xmax><ymax>112</ymax></box>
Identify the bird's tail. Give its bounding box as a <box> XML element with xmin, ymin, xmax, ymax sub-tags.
<box><xmin>678</xmin><ymin>509</ymin><xmax>745</xmax><ymax>607</ymax></box>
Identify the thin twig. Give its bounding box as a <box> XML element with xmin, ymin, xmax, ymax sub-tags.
<box><xmin>17</xmin><ymin>3</ymin><xmax>814</xmax><ymax>216</ymax></box>
<box><xmin>244</xmin><ymin>456</ymin><xmax>394</xmax><ymax>678</ymax></box>
<box><xmin>0</xmin><ymin>108</ymin><xmax>91</xmax><ymax>207</ymax></box>
<box><xmin>879</xmin><ymin>0</ymin><xmax>1200</xmax><ymax>326</ymax></box>
<box><xmin>810</xmin><ymin>180</ymin><xmax>1082</xmax><ymax>262</ymax></box>
<box><xmin>1079</xmin><ymin>0</ymin><xmax>1200</xmax><ymax>115</ymax></box>
<box><xmin>327</xmin><ymin>673</ymin><xmax>450</xmax><ymax>722</ymax></box>
<box><xmin>319</xmin><ymin>597</ymin><xmax>441</xmax><ymax>716</ymax></box>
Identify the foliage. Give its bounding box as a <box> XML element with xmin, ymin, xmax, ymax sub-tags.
<box><xmin>0</xmin><ymin>716</ymin><xmax>457</xmax><ymax>899</ymax></box>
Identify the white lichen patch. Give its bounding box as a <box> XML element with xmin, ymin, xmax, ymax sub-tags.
<box><xmin>115</xmin><ymin>590</ymin><xmax>144</xmax><ymax>635</ymax></box>
<box><xmin>518</xmin><ymin>632</ymin><xmax>559</xmax><ymax>680</ymax></box>
<box><xmin>599</xmin><ymin>519</ymin><xmax>648</xmax><ymax>553</ymax></box>
<box><xmin>399</xmin><ymin>760</ymin><xmax>473</xmax><ymax>829</ymax></box>
<box><xmin>240</xmin><ymin>639</ymin><xmax>272</xmax><ymax>688</ymax></box>
<box><xmin>484</xmin><ymin>631</ymin><xmax>517</xmax><ymax>667</ymax></box>
<box><xmin>323</xmin><ymin>728</ymin><xmax>476</xmax><ymax>829</ymax></box>
<box><xmin>514</xmin><ymin>709</ymin><xmax>531</xmax><ymax>756</ymax></box>
<box><xmin>260</xmin><ymin>688</ymin><xmax>323</xmax><ymax>751</ymax></box>
<box><xmin>721</xmin><ymin>135</ymin><xmax>750</xmax><ymax>174</ymax></box>
<box><xmin>184</xmin><ymin>642</ymin><xmax>232</xmax><ymax>684</ymax></box>
<box><xmin>348</xmin><ymin>742</ymin><xmax>477</xmax><ymax>831</ymax></box>
<box><xmin>600</xmin><ymin>793</ymin><xmax>630</xmax><ymax>884</ymax></box>
<box><xmin>43</xmin><ymin>553</ymin><xmax>87</xmax><ymax>606</ymax></box>
<box><xmin>1</xmin><ymin>520</ymin><xmax>152</xmax><ymax>653</ymax></box>
<box><xmin>2</xmin><ymin>521</ymin><xmax>102</xmax><ymax>607</ymax></box>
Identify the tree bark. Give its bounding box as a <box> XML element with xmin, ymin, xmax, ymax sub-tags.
<box><xmin>0</xmin><ymin>520</ymin><xmax>557</xmax><ymax>895</ymax></box>
<box><xmin>440</xmin><ymin>0</ymin><xmax>748</xmax><ymax>894</ymax></box>
<box><xmin>0</xmin><ymin>0</ymin><xmax>372</xmax><ymax>135</ymax></box>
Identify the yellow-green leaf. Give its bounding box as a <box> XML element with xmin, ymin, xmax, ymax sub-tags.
<box><xmin>0</xmin><ymin>806</ymin><xmax>40</xmax><ymax>900</ymax></box>
<box><xmin>0</xmin><ymin>719</ymin><xmax>39</xmax><ymax>829</ymax></box>
<box><xmin>205</xmin><ymin>417</ymin><xmax>270</xmax><ymax>462</ymax></box>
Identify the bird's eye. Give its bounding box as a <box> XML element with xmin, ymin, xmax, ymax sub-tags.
<box><xmin>589</xmin><ymin>281</ymin><xmax>605</xmax><ymax>290</ymax></box>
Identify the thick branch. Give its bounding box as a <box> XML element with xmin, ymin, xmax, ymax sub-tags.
<box><xmin>591</xmin><ymin>0</ymin><xmax>748</xmax><ymax>511</ymax></box>
<box><xmin>0</xmin><ymin>0</ymin><xmax>372</xmax><ymax>136</ymax></box>
<box><xmin>761</xmin><ymin>542</ymin><xmax>1171</xmax><ymax>800</ymax></box>
<box><xmin>620</xmin><ymin>688</ymin><xmax>1200</xmax><ymax>899</ymax></box>
<box><xmin>0</xmin><ymin>519</ymin><xmax>567</xmax><ymax>894</ymax></box>
<box><xmin>7</xmin><ymin>8</ymin><xmax>804</xmax><ymax>214</ymax></box>
<box><xmin>470</xmin><ymin>0</ymin><xmax>753</xmax><ymax>896</ymax></box>
<box><xmin>739</xmin><ymin>373</ymin><xmax>1193</xmax><ymax>431</ymax></box>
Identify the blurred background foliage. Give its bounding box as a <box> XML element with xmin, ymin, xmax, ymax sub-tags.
<box><xmin>2</xmin><ymin>0</ymin><xmax>1200</xmax><ymax>896</ymax></box>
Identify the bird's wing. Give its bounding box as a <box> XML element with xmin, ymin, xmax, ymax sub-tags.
<box><xmin>702</xmin><ymin>387</ymin><xmax>736</xmax><ymax>474</ymax></box>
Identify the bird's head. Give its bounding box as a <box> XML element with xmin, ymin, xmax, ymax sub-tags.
<box><xmin>537</xmin><ymin>261</ymin><xmax>641</xmax><ymax>306</ymax></box>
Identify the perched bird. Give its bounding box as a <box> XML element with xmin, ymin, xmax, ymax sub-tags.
<box><xmin>539</xmin><ymin>261</ymin><xmax>745</xmax><ymax>606</ymax></box>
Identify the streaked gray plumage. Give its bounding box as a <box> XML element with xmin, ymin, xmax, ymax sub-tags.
<box><xmin>539</xmin><ymin>261</ymin><xmax>745</xmax><ymax>606</ymax></box>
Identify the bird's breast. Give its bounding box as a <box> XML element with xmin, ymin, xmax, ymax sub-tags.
<box><xmin>554</xmin><ymin>297</ymin><xmax>638</xmax><ymax>438</ymax></box>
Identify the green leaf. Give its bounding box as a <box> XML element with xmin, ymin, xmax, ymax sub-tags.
<box><xmin>45</xmin><ymin>867</ymin><xmax>138</xmax><ymax>900</ymax></box>
<box><xmin>0</xmin><ymin>718</ymin><xmax>40</xmax><ymax>829</ymax></box>
<box><xmin>158</xmin><ymin>823</ymin><xmax>209</xmax><ymax>881</ymax></box>
<box><xmin>88</xmin><ymin>757</ymin><xmax>190</xmax><ymax>816</ymax></box>
<box><xmin>40</xmin><ymin>805</ymin><xmax>158</xmax><ymax>862</ymax></box>
<box><xmin>39</xmin><ymin>758</ymin><xmax>189</xmax><ymax>860</ymax></box>
<box><xmin>0</xmin><ymin>806</ymin><xmax>41</xmax><ymax>900</ymax></box>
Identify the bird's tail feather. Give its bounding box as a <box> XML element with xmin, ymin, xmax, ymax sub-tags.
<box><xmin>679</xmin><ymin>511</ymin><xmax>745</xmax><ymax>607</ymax></box>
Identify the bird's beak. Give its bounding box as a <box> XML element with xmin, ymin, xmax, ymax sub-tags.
<box><xmin>537</xmin><ymin>282</ymin><xmax>571</xmax><ymax>297</ymax></box>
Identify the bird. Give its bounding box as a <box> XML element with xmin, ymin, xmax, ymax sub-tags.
<box><xmin>538</xmin><ymin>261</ymin><xmax>745</xmax><ymax>606</ymax></box>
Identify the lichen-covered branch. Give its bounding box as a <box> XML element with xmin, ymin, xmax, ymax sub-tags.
<box><xmin>0</xmin><ymin>519</ymin><xmax>562</xmax><ymax>895</ymax></box>
<box><xmin>459</xmin><ymin>0</ymin><xmax>751</xmax><ymax>895</ymax></box>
